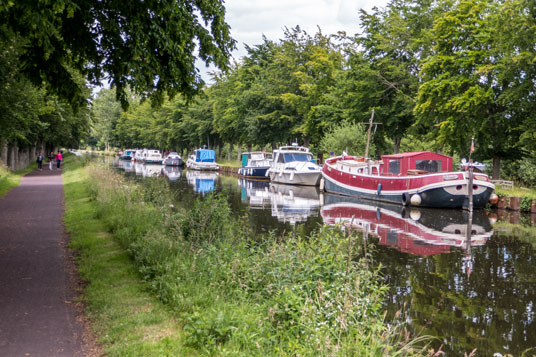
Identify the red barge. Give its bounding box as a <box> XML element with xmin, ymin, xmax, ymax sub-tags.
<box><xmin>321</xmin><ymin>151</ymin><xmax>496</xmax><ymax>209</ymax></box>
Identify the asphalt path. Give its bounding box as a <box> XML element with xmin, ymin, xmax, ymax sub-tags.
<box><xmin>0</xmin><ymin>168</ymin><xmax>89</xmax><ymax>356</ymax></box>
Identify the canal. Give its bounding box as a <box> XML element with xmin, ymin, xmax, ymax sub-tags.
<box><xmin>116</xmin><ymin>159</ymin><xmax>536</xmax><ymax>355</ymax></box>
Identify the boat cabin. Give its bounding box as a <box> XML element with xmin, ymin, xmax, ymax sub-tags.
<box><xmin>241</xmin><ymin>152</ymin><xmax>272</xmax><ymax>167</ymax></box>
<box><xmin>273</xmin><ymin>146</ymin><xmax>314</xmax><ymax>164</ymax></box>
<box><xmin>193</xmin><ymin>149</ymin><xmax>216</xmax><ymax>163</ymax></box>
<box><xmin>381</xmin><ymin>151</ymin><xmax>453</xmax><ymax>176</ymax></box>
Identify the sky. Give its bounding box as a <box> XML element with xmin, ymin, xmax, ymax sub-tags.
<box><xmin>199</xmin><ymin>0</ymin><xmax>389</xmax><ymax>81</ymax></box>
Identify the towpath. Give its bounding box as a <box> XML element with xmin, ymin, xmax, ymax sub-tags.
<box><xmin>0</xmin><ymin>168</ymin><xmax>89</xmax><ymax>356</ymax></box>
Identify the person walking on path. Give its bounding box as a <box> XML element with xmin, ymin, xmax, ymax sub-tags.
<box><xmin>55</xmin><ymin>150</ymin><xmax>63</xmax><ymax>169</ymax></box>
<box><xmin>0</xmin><ymin>168</ymin><xmax>89</xmax><ymax>355</ymax></box>
<box><xmin>36</xmin><ymin>152</ymin><xmax>44</xmax><ymax>171</ymax></box>
<box><xmin>48</xmin><ymin>151</ymin><xmax>55</xmax><ymax>170</ymax></box>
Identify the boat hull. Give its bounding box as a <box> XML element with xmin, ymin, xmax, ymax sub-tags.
<box><xmin>164</xmin><ymin>158</ymin><xmax>184</xmax><ymax>166</ymax></box>
<box><xmin>186</xmin><ymin>161</ymin><xmax>220</xmax><ymax>171</ymax></box>
<box><xmin>269</xmin><ymin>171</ymin><xmax>321</xmax><ymax>186</ymax></box>
<box><xmin>238</xmin><ymin>166</ymin><xmax>269</xmax><ymax>179</ymax></box>
<box><xmin>322</xmin><ymin>160</ymin><xmax>495</xmax><ymax>209</ymax></box>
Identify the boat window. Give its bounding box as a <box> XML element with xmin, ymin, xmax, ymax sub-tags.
<box><xmin>277</xmin><ymin>154</ymin><xmax>285</xmax><ymax>163</ymax></box>
<box><xmin>283</xmin><ymin>153</ymin><xmax>313</xmax><ymax>162</ymax></box>
<box><xmin>416</xmin><ymin>160</ymin><xmax>442</xmax><ymax>172</ymax></box>
<box><xmin>389</xmin><ymin>160</ymin><xmax>400</xmax><ymax>174</ymax></box>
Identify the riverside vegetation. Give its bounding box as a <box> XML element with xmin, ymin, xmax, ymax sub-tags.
<box><xmin>0</xmin><ymin>163</ymin><xmax>36</xmax><ymax>198</ymax></box>
<box><xmin>64</xmin><ymin>155</ymin><xmax>434</xmax><ymax>355</ymax></box>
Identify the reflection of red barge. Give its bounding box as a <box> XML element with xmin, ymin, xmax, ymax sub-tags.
<box><xmin>320</xmin><ymin>195</ymin><xmax>493</xmax><ymax>256</ymax></box>
<box><xmin>322</xmin><ymin>151</ymin><xmax>496</xmax><ymax>209</ymax></box>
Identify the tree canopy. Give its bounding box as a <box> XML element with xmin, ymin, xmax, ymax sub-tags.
<box><xmin>0</xmin><ymin>0</ymin><xmax>236</xmax><ymax>108</ymax></box>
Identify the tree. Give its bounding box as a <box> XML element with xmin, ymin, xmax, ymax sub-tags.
<box><xmin>414</xmin><ymin>0</ymin><xmax>525</xmax><ymax>178</ymax></box>
<box><xmin>343</xmin><ymin>0</ymin><xmax>438</xmax><ymax>154</ymax></box>
<box><xmin>0</xmin><ymin>0</ymin><xmax>236</xmax><ymax>109</ymax></box>
<box><xmin>91</xmin><ymin>89</ymin><xmax>122</xmax><ymax>150</ymax></box>
<box><xmin>318</xmin><ymin>121</ymin><xmax>371</xmax><ymax>157</ymax></box>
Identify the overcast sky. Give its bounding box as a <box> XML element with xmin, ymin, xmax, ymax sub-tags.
<box><xmin>200</xmin><ymin>0</ymin><xmax>389</xmax><ymax>80</ymax></box>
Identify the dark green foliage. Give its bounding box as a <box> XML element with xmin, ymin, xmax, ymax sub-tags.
<box><xmin>520</xmin><ymin>196</ymin><xmax>532</xmax><ymax>212</ymax></box>
<box><xmin>0</xmin><ymin>0</ymin><xmax>236</xmax><ymax>109</ymax></box>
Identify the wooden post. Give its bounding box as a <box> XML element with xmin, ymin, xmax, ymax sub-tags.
<box><xmin>365</xmin><ymin>109</ymin><xmax>374</xmax><ymax>159</ymax></box>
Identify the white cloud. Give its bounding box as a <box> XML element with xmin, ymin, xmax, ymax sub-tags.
<box><xmin>199</xmin><ymin>0</ymin><xmax>389</xmax><ymax>81</ymax></box>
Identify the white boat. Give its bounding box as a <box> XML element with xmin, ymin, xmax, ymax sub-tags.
<box><xmin>238</xmin><ymin>152</ymin><xmax>272</xmax><ymax>179</ymax></box>
<box><xmin>164</xmin><ymin>152</ymin><xmax>184</xmax><ymax>166</ymax></box>
<box><xmin>186</xmin><ymin>149</ymin><xmax>219</xmax><ymax>171</ymax></box>
<box><xmin>133</xmin><ymin>149</ymin><xmax>146</xmax><ymax>162</ymax></box>
<box><xmin>144</xmin><ymin>150</ymin><xmax>163</xmax><ymax>164</ymax></box>
<box><xmin>267</xmin><ymin>144</ymin><xmax>321</xmax><ymax>186</ymax></box>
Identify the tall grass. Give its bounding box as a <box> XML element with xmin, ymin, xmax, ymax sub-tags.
<box><xmin>0</xmin><ymin>162</ymin><xmax>36</xmax><ymax>198</ymax></box>
<box><xmin>87</xmin><ymin>163</ymin><xmax>433</xmax><ymax>355</ymax></box>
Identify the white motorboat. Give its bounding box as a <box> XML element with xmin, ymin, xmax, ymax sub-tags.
<box><xmin>267</xmin><ymin>144</ymin><xmax>321</xmax><ymax>186</ymax></box>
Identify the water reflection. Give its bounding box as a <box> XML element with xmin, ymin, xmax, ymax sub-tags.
<box><xmin>142</xmin><ymin>163</ymin><xmax>164</xmax><ymax>177</ymax></box>
<box><xmin>116</xmin><ymin>158</ymin><xmax>135</xmax><ymax>173</ymax></box>
<box><xmin>186</xmin><ymin>170</ymin><xmax>218</xmax><ymax>194</ymax></box>
<box><xmin>163</xmin><ymin>165</ymin><xmax>182</xmax><ymax>181</ymax></box>
<box><xmin>238</xmin><ymin>179</ymin><xmax>321</xmax><ymax>225</ymax></box>
<box><xmin>321</xmin><ymin>194</ymin><xmax>493</xmax><ymax>256</ymax></box>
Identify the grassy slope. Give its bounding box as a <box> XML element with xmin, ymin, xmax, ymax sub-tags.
<box><xmin>62</xmin><ymin>157</ymin><xmax>192</xmax><ymax>356</ymax></box>
<box><xmin>0</xmin><ymin>164</ymin><xmax>37</xmax><ymax>198</ymax></box>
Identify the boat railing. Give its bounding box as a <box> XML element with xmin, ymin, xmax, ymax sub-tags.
<box><xmin>276</xmin><ymin>146</ymin><xmax>310</xmax><ymax>152</ymax></box>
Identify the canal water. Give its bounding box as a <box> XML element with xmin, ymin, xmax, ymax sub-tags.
<box><xmin>116</xmin><ymin>160</ymin><xmax>536</xmax><ymax>356</ymax></box>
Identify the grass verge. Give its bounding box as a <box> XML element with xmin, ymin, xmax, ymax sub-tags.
<box><xmin>62</xmin><ymin>155</ymin><xmax>191</xmax><ymax>356</ymax></box>
<box><xmin>0</xmin><ymin>163</ymin><xmax>37</xmax><ymax>198</ymax></box>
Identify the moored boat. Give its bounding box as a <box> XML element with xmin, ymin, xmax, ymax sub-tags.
<box><xmin>238</xmin><ymin>152</ymin><xmax>272</xmax><ymax>179</ymax></box>
<box><xmin>144</xmin><ymin>150</ymin><xmax>163</xmax><ymax>164</ymax></box>
<box><xmin>186</xmin><ymin>149</ymin><xmax>220</xmax><ymax>171</ymax></box>
<box><xmin>119</xmin><ymin>149</ymin><xmax>136</xmax><ymax>160</ymax></box>
<box><xmin>322</xmin><ymin>151</ymin><xmax>496</xmax><ymax>209</ymax></box>
<box><xmin>266</xmin><ymin>144</ymin><xmax>321</xmax><ymax>186</ymax></box>
<box><xmin>164</xmin><ymin>152</ymin><xmax>184</xmax><ymax>166</ymax></box>
<box><xmin>133</xmin><ymin>149</ymin><xmax>146</xmax><ymax>162</ymax></box>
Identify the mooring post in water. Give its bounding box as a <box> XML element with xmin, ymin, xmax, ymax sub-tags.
<box><xmin>467</xmin><ymin>137</ymin><xmax>474</xmax><ymax>212</ymax></box>
<box><xmin>464</xmin><ymin>209</ymin><xmax>473</xmax><ymax>277</ymax></box>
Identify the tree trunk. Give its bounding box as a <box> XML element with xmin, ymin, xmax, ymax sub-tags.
<box><xmin>303</xmin><ymin>137</ymin><xmax>309</xmax><ymax>147</ymax></box>
<box><xmin>237</xmin><ymin>146</ymin><xmax>242</xmax><ymax>161</ymax></box>
<box><xmin>217</xmin><ymin>145</ymin><xmax>223</xmax><ymax>160</ymax></box>
<box><xmin>393</xmin><ymin>137</ymin><xmax>401</xmax><ymax>154</ymax></box>
<box><xmin>0</xmin><ymin>138</ymin><xmax>7</xmax><ymax>166</ymax></box>
<box><xmin>247</xmin><ymin>143</ymin><xmax>252</xmax><ymax>153</ymax></box>
<box><xmin>227</xmin><ymin>143</ymin><xmax>233</xmax><ymax>161</ymax></box>
<box><xmin>492</xmin><ymin>155</ymin><xmax>501</xmax><ymax>180</ymax></box>
<box><xmin>7</xmin><ymin>144</ymin><xmax>16</xmax><ymax>170</ymax></box>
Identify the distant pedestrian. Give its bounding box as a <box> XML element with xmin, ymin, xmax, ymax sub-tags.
<box><xmin>48</xmin><ymin>151</ymin><xmax>54</xmax><ymax>170</ymax></box>
<box><xmin>55</xmin><ymin>151</ymin><xmax>63</xmax><ymax>169</ymax></box>
<box><xmin>36</xmin><ymin>152</ymin><xmax>44</xmax><ymax>171</ymax></box>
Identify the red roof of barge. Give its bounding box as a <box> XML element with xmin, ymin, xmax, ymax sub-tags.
<box><xmin>381</xmin><ymin>151</ymin><xmax>451</xmax><ymax>159</ymax></box>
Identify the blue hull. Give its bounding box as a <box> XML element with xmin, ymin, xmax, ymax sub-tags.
<box><xmin>324</xmin><ymin>179</ymin><xmax>493</xmax><ymax>209</ymax></box>
<box><xmin>238</xmin><ymin>166</ymin><xmax>269</xmax><ymax>179</ymax></box>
